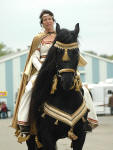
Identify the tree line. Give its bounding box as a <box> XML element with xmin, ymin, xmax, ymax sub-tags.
<box><xmin>85</xmin><ymin>51</ymin><xmax>113</xmax><ymax>61</ymax></box>
<box><xmin>0</xmin><ymin>42</ymin><xmax>13</xmax><ymax>57</ymax></box>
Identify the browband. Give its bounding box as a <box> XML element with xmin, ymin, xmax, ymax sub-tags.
<box><xmin>54</xmin><ymin>41</ymin><xmax>78</xmax><ymax>49</ymax></box>
<box><xmin>54</xmin><ymin>41</ymin><xmax>78</xmax><ymax>61</ymax></box>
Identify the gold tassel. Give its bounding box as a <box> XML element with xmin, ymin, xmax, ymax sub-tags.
<box><xmin>41</xmin><ymin>113</ymin><xmax>46</xmax><ymax>118</ymax></box>
<box><xmin>15</xmin><ymin>130</ymin><xmax>21</xmax><ymax>137</ymax></box>
<box><xmin>54</xmin><ymin>120</ymin><xmax>59</xmax><ymax>125</ymax></box>
<box><xmin>79</xmin><ymin>80</ymin><xmax>82</xmax><ymax>89</ymax></box>
<box><xmin>70</xmin><ymin>85</ymin><xmax>75</xmax><ymax>90</ymax></box>
<box><xmin>35</xmin><ymin>136</ymin><xmax>43</xmax><ymax>148</ymax></box>
<box><xmin>77</xmin><ymin>75</ymin><xmax>82</xmax><ymax>89</ymax></box>
<box><xmin>68</xmin><ymin>128</ymin><xmax>78</xmax><ymax>140</ymax></box>
<box><xmin>82</xmin><ymin>116</ymin><xmax>86</xmax><ymax>122</ymax></box>
<box><xmin>62</xmin><ymin>49</ymin><xmax>70</xmax><ymax>61</ymax></box>
<box><xmin>76</xmin><ymin>80</ymin><xmax>80</xmax><ymax>91</ymax></box>
<box><xmin>70</xmin><ymin>77</ymin><xmax>76</xmax><ymax>90</ymax></box>
<box><xmin>74</xmin><ymin>78</ymin><xmax>79</xmax><ymax>91</ymax></box>
<box><xmin>51</xmin><ymin>75</ymin><xmax>58</xmax><ymax>94</ymax></box>
<box><xmin>18</xmin><ymin>134</ymin><xmax>30</xmax><ymax>143</ymax></box>
<box><xmin>71</xmin><ymin>141</ymin><xmax>73</xmax><ymax>148</ymax></box>
<box><xmin>74</xmin><ymin>75</ymin><xmax>82</xmax><ymax>91</ymax></box>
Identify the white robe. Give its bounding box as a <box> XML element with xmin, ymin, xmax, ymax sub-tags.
<box><xmin>83</xmin><ymin>86</ymin><xmax>98</xmax><ymax>128</ymax></box>
<box><xmin>18</xmin><ymin>43</ymin><xmax>52</xmax><ymax>125</ymax></box>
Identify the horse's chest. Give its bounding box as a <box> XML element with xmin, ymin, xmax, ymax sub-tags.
<box><xmin>46</xmin><ymin>93</ymin><xmax>83</xmax><ymax>114</ymax></box>
<box><xmin>43</xmin><ymin>100</ymin><xmax>87</xmax><ymax>127</ymax></box>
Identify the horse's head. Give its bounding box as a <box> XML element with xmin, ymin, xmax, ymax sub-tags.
<box><xmin>52</xmin><ymin>23</ymin><xmax>80</xmax><ymax>91</ymax></box>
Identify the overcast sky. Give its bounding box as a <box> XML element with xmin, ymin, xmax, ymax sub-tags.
<box><xmin>0</xmin><ymin>0</ymin><xmax>113</xmax><ymax>55</ymax></box>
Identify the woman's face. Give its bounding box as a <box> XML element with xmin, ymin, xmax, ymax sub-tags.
<box><xmin>42</xmin><ymin>15</ymin><xmax>54</xmax><ymax>32</ymax></box>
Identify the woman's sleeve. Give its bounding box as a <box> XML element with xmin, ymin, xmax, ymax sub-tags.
<box><xmin>31</xmin><ymin>49</ymin><xmax>42</xmax><ymax>71</ymax></box>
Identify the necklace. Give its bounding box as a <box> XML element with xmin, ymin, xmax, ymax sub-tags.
<box><xmin>48</xmin><ymin>31</ymin><xmax>56</xmax><ymax>34</ymax></box>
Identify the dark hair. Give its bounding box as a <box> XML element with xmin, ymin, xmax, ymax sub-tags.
<box><xmin>39</xmin><ymin>9</ymin><xmax>55</xmax><ymax>26</ymax></box>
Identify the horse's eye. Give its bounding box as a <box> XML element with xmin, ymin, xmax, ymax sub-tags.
<box><xmin>57</xmin><ymin>48</ymin><xmax>63</xmax><ymax>55</ymax></box>
<box><xmin>68</xmin><ymin>49</ymin><xmax>78</xmax><ymax>56</ymax></box>
<box><xmin>68</xmin><ymin>49</ymin><xmax>74</xmax><ymax>56</ymax></box>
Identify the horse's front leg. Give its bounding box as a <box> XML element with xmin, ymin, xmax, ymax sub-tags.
<box><xmin>72</xmin><ymin>132</ymin><xmax>86</xmax><ymax>150</ymax></box>
<box><xmin>26</xmin><ymin>134</ymin><xmax>56</xmax><ymax>150</ymax></box>
<box><xmin>38</xmin><ymin>117</ymin><xmax>57</xmax><ymax>150</ymax></box>
<box><xmin>39</xmin><ymin>129</ymin><xmax>57</xmax><ymax>150</ymax></box>
<box><xmin>26</xmin><ymin>135</ymin><xmax>38</xmax><ymax>150</ymax></box>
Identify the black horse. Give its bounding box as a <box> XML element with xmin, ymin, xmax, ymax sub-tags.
<box><xmin>28</xmin><ymin>23</ymin><xmax>91</xmax><ymax>150</ymax></box>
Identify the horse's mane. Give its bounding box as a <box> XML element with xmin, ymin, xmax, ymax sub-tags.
<box><xmin>28</xmin><ymin>24</ymin><xmax>80</xmax><ymax>124</ymax></box>
<box><xmin>28</xmin><ymin>43</ymin><xmax>57</xmax><ymax>123</ymax></box>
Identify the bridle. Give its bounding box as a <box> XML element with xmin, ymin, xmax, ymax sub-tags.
<box><xmin>54</xmin><ymin>40</ymin><xmax>78</xmax><ymax>81</ymax></box>
<box><xmin>58</xmin><ymin>68</ymin><xmax>75</xmax><ymax>74</ymax></box>
<box><xmin>50</xmin><ymin>41</ymin><xmax>82</xmax><ymax>94</ymax></box>
<box><xmin>57</xmin><ymin>68</ymin><xmax>76</xmax><ymax>85</ymax></box>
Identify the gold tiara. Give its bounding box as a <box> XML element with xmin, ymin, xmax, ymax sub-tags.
<box><xmin>42</xmin><ymin>14</ymin><xmax>53</xmax><ymax>18</ymax></box>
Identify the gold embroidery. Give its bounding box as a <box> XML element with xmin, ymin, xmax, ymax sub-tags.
<box><xmin>40</xmin><ymin>55</ymin><xmax>47</xmax><ymax>58</ymax></box>
<box><xmin>44</xmin><ymin>100</ymin><xmax>87</xmax><ymax>127</ymax></box>
<box><xmin>59</xmin><ymin>68</ymin><xmax>75</xmax><ymax>73</ymax></box>
<box><xmin>54</xmin><ymin>41</ymin><xmax>78</xmax><ymax>50</ymax></box>
<box><xmin>50</xmin><ymin>75</ymin><xmax>58</xmax><ymax>94</ymax></box>
<box><xmin>54</xmin><ymin>41</ymin><xmax>78</xmax><ymax>61</ymax></box>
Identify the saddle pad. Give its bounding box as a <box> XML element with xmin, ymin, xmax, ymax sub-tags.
<box><xmin>44</xmin><ymin>100</ymin><xmax>87</xmax><ymax>127</ymax></box>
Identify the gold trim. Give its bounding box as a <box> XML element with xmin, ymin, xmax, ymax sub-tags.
<box><xmin>59</xmin><ymin>68</ymin><xmax>75</xmax><ymax>73</ymax></box>
<box><xmin>54</xmin><ymin>41</ymin><xmax>78</xmax><ymax>49</ymax></box>
<box><xmin>50</xmin><ymin>75</ymin><xmax>58</xmax><ymax>94</ymax></box>
<box><xmin>54</xmin><ymin>41</ymin><xmax>78</xmax><ymax>61</ymax></box>
<box><xmin>44</xmin><ymin>100</ymin><xmax>87</xmax><ymax>127</ymax></box>
<box><xmin>62</xmin><ymin>49</ymin><xmax>70</xmax><ymax>61</ymax></box>
<box><xmin>35</xmin><ymin>136</ymin><xmax>43</xmax><ymax>148</ymax></box>
<box><xmin>40</xmin><ymin>55</ymin><xmax>47</xmax><ymax>58</ymax></box>
<box><xmin>42</xmin><ymin>14</ymin><xmax>50</xmax><ymax>17</ymax></box>
<box><xmin>18</xmin><ymin>134</ymin><xmax>30</xmax><ymax>143</ymax></box>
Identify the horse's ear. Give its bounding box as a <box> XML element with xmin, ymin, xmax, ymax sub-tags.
<box><xmin>56</xmin><ymin>23</ymin><xmax>60</xmax><ymax>34</ymax></box>
<box><xmin>74</xmin><ymin>23</ymin><xmax>79</xmax><ymax>35</ymax></box>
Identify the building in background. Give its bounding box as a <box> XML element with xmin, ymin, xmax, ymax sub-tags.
<box><xmin>0</xmin><ymin>50</ymin><xmax>113</xmax><ymax>116</ymax></box>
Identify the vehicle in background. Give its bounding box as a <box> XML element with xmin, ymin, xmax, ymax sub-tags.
<box><xmin>88</xmin><ymin>82</ymin><xmax>113</xmax><ymax>115</ymax></box>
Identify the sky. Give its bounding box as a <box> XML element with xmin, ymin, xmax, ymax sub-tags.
<box><xmin>0</xmin><ymin>0</ymin><xmax>113</xmax><ymax>55</ymax></box>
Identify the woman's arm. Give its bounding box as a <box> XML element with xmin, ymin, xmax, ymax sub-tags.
<box><xmin>31</xmin><ymin>50</ymin><xmax>42</xmax><ymax>71</ymax></box>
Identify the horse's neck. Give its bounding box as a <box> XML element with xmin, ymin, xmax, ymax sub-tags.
<box><xmin>47</xmin><ymin>89</ymin><xmax>83</xmax><ymax>114</ymax></box>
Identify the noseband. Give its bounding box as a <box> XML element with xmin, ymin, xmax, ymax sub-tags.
<box><xmin>58</xmin><ymin>68</ymin><xmax>75</xmax><ymax>74</ymax></box>
<box><xmin>57</xmin><ymin>68</ymin><xmax>82</xmax><ymax>90</ymax></box>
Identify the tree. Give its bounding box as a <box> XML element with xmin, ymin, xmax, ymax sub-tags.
<box><xmin>100</xmin><ymin>54</ymin><xmax>113</xmax><ymax>60</ymax></box>
<box><xmin>0</xmin><ymin>42</ymin><xmax>13</xmax><ymax>57</ymax></box>
<box><xmin>84</xmin><ymin>50</ymin><xmax>113</xmax><ymax>61</ymax></box>
<box><xmin>84</xmin><ymin>50</ymin><xmax>97</xmax><ymax>56</ymax></box>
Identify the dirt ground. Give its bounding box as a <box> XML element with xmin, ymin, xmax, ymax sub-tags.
<box><xmin>0</xmin><ymin>115</ymin><xmax>113</xmax><ymax>150</ymax></box>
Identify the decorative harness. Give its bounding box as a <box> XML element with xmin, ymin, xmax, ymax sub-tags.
<box><xmin>42</xmin><ymin>41</ymin><xmax>88</xmax><ymax>141</ymax></box>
